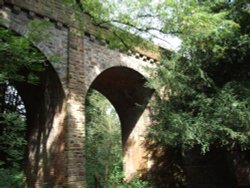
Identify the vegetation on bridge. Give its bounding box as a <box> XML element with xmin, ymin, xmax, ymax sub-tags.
<box><xmin>78</xmin><ymin>0</ymin><xmax>250</xmax><ymax>151</ymax></box>
<box><xmin>0</xmin><ymin>0</ymin><xmax>250</xmax><ymax>187</ymax></box>
<box><xmin>75</xmin><ymin>0</ymin><xmax>250</xmax><ymax>187</ymax></box>
<box><xmin>67</xmin><ymin>0</ymin><xmax>250</xmax><ymax>187</ymax></box>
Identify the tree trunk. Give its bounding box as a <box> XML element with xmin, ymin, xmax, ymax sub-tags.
<box><xmin>94</xmin><ymin>173</ymin><xmax>102</xmax><ymax>188</ymax></box>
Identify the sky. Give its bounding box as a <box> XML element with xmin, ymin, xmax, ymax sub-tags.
<box><xmin>103</xmin><ymin>0</ymin><xmax>182</xmax><ymax>51</ymax></box>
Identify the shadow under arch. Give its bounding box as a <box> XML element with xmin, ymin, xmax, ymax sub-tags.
<box><xmin>88</xmin><ymin>66</ymin><xmax>154</xmax><ymax>179</ymax></box>
<box><xmin>15</xmin><ymin>62</ymin><xmax>66</xmax><ymax>187</ymax></box>
<box><xmin>0</xmin><ymin>26</ymin><xmax>66</xmax><ymax>187</ymax></box>
<box><xmin>90</xmin><ymin>66</ymin><xmax>153</xmax><ymax>146</ymax></box>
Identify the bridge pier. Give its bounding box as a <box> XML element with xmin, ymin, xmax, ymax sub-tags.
<box><xmin>1</xmin><ymin>1</ymin><xmax>156</xmax><ymax>187</ymax></box>
<box><xmin>64</xmin><ymin>28</ymin><xmax>86</xmax><ymax>187</ymax></box>
<box><xmin>14</xmin><ymin>65</ymin><xmax>66</xmax><ymax>188</ymax></box>
<box><xmin>123</xmin><ymin>107</ymin><xmax>152</xmax><ymax>181</ymax></box>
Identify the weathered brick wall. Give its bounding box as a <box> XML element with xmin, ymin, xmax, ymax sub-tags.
<box><xmin>5</xmin><ymin>0</ymin><xmax>73</xmax><ymax>26</ymax></box>
<box><xmin>1</xmin><ymin>2</ymin><xmax>70</xmax><ymax>187</ymax></box>
<box><xmin>2</xmin><ymin>1</ymin><xmax>250</xmax><ymax>188</ymax></box>
<box><xmin>65</xmin><ymin>28</ymin><xmax>86</xmax><ymax>188</ymax></box>
<box><xmin>1</xmin><ymin>1</ymin><xmax>155</xmax><ymax>187</ymax></box>
<box><xmin>0</xmin><ymin>3</ymin><xmax>69</xmax><ymax>91</ymax></box>
<box><xmin>83</xmin><ymin>36</ymin><xmax>154</xmax><ymax>91</ymax></box>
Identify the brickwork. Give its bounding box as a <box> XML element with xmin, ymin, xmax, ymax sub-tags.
<box><xmin>1</xmin><ymin>1</ymin><xmax>248</xmax><ymax>188</ymax></box>
<box><xmin>0</xmin><ymin>1</ymin><xmax>155</xmax><ymax>187</ymax></box>
<box><xmin>83</xmin><ymin>36</ymin><xmax>154</xmax><ymax>91</ymax></box>
<box><xmin>65</xmin><ymin>28</ymin><xmax>86</xmax><ymax>187</ymax></box>
<box><xmin>0</xmin><ymin>3</ymin><xmax>69</xmax><ymax>91</ymax></box>
<box><xmin>6</xmin><ymin>0</ymin><xmax>73</xmax><ymax>26</ymax></box>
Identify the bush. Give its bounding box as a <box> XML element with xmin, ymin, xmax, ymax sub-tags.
<box><xmin>0</xmin><ymin>168</ymin><xmax>24</xmax><ymax>188</ymax></box>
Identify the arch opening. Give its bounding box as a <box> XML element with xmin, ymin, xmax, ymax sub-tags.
<box><xmin>90</xmin><ymin>67</ymin><xmax>154</xmax><ymax>145</ymax></box>
<box><xmin>16</xmin><ymin>62</ymin><xmax>66</xmax><ymax>188</ymax></box>
<box><xmin>88</xmin><ymin>66</ymin><xmax>154</xmax><ymax>181</ymax></box>
<box><xmin>0</xmin><ymin>26</ymin><xmax>66</xmax><ymax>187</ymax></box>
<box><xmin>0</xmin><ymin>82</ymin><xmax>27</xmax><ymax>188</ymax></box>
<box><xmin>85</xmin><ymin>89</ymin><xmax>122</xmax><ymax>187</ymax></box>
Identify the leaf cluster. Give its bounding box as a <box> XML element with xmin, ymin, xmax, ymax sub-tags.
<box><xmin>148</xmin><ymin>0</ymin><xmax>250</xmax><ymax>154</ymax></box>
<box><xmin>0</xmin><ymin>113</ymin><xmax>26</xmax><ymax>169</ymax></box>
<box><xmin>85</xmin><ymin>89</ymin><xmax>122</xmax><ymax>187</ymax></box>
<box><xmin>0</xmin><ymin>24</ymin><xmax>48</xmax><ymax>185</ymax></box>
<box><xmin>0</xmin><ymin>26</ymin><xmax>46</xmax><ymax>85</ymax></box>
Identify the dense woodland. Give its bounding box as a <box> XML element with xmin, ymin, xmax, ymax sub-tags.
<box><xmin>0</xmin><ymin>0</ymin><xmax>250</xmax><ymax>187</ymax></box>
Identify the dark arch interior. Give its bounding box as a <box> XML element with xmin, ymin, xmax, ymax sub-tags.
<box><xmin>89</xmin><ymin>67</ymin><xmax>250</xmax><ymax>187</ymax></box>
<box><xmin>90</xmin><ymin>67</ymin><xmax>154</xmax><ymax>146</ymax></box>
<box><xmin>0</xmin><ymin>25</ymin><xmax>66</xmax><ymax>186</ymax></box>
<box><xmin>13</xmin><ymin>63</ymin><xmax>65</xmax><ymax>187</ymax></box>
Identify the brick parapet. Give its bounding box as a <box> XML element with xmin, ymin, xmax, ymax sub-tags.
<box><xmin>4</xmin><ymin>0</ymin><xmax>161</xmax><ymax>61</ymax></box>
<box><xmin>4</xmin><ymin>0</ymin><xmax>72</xmax><ymax>26</ymax></box>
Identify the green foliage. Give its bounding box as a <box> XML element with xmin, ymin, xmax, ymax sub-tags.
<box><xmin>85</xmin><ymin>89</ymin><xmax>122</xmax><ymax>187</ymax></box>
<box><xmin>26</xmin><ymin>20</ymin><xmax>53</xmax><ymax>43</ymax></box>
<box><xmin>64</xmin><ymin>0</ymin><xmax>157</xmax><ymax>51</ymax></box>
<box><xmin>105</xmin><ymin>162</ymin><xmax>153</xmax><ymax>188</ymax></box>
<box><xmin>116</xmin><ymin>179</ymin><xmax>153</xmax><ymax>188</ymax></box>
<box><xmin>0</xmin><ymin>24</ymin><xmax>46</xmax><ymax>186</ymax></box>
<box><xmin>0</xmin><ymin>168</ymin><xmax>24</xmax><ymax>188</ymax></box>
<box><xmin>0</xmin><ymin>25</ymin><xmax>44</xmax><ymax>171</ymax></box>
<box><xmin>148</xmin><ymin>0</ymin><xmax>250</xmax><ymax>154</ymax></box>
<box><xmin>0</xmin><ymin>26</ymin><xmax>46</xmax><ymax>84</ymax></box>
<box><xmin>0</xmin><ymin>112</ymin><xmax>27</xmax><ymax>169</ymax></box>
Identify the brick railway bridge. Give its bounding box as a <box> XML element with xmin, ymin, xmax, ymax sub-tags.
<box><xmin>0</xmin><ymin>0</ymin><xmax>249</xmax><ymax>188</ymax></box>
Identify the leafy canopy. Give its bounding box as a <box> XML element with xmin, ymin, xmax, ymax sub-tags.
<box><xmin>147</xmin><ymin>0</ymin><xmax>250</xmax><ymax>153</ymax></box>
<box><xmin>69</xmin><ymin>0</ymin><xmax>250</xmax><ymax>153</ymax></box>
<box><xmin>0</xmin><ymin>26</ymin><xmax>46</xmax><ymax>84</ymax></box>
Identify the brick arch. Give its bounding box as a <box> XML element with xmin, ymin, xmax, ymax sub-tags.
<box><xmin>15</xmin><ymin>63</ymin><xmax>66</xmax><ymax>187</ymax></box>
<box><xmin>88</xmin><ymin>66</ymin><xmax>154</xmax><ymax>180</ymax></box>
<box><xmin>0</xmin><ymin>18</ymin><xmax>67</xmax><ymax>187</ymax></box>
<box><xmin>90</xmin><ymin>66</ymin><xmax>153</xmax><ymax>144</ymax></box>
<box><xmin>0</xmin><ymin>4</ymin><xmax>69</xmax><ymax>92</ymax></box>
<box><xmin>83</xmin><ymin>36</ymin><xmax>154</xmax><ymax>93</ymax></box>
<box><xmin>1</xmin><ymin>1</ymin><xmax>157</xmax><ymax>187</ymax></box>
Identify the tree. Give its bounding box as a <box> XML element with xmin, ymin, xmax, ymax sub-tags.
<box><xmin>85</xmin><ymin>89</ymin><xmax>122</xmax><ymax>188</ymax></box>
<box><xmin>146</xmin><ymin>0</ymin><xmax>250</xmax><ymax>153</ymax></box>
<box><xmin>67</xmin><ymin>0</ymin><xmax>250</xmax><ymax>154</ymax></box>
<box><xmin>65</xmin><ymin>0</ymin><xmax>250</xmax><ymax>186</ymax></box>
<box><xmin>0</xmin><ymin>24</ymin><xmax>47</xmax><ymax>186</ymax></box>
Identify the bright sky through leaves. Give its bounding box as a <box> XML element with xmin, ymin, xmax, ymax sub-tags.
<box><xmin>102</xmin><ymin>0</ymin><xmax>182</xmax><ymax>50</ymax></box>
